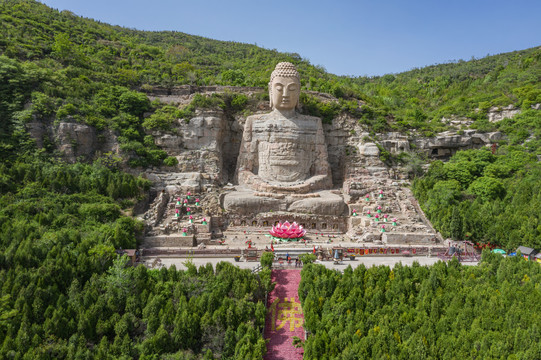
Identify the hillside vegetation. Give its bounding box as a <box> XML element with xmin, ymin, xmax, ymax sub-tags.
<box><xmin>351</xmin><ymin>48</ymin><xmax>541</xmax><ymax>135</ymax></box>
<box><xmin>1</xmin><ymin>0</ymin><xmax>540</xmax><ymax>144</ymax></box>
<box><xmin>413</xmin><ymin>144</ymin><xmax>541</xmax><ymax>250</ymax></box>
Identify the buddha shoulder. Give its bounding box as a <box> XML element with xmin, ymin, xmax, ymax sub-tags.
<box><xmin>296</xmin><ymin>113</ymin><xmax>323</xmax><ymax>123</ymax></box>
<box><xmin>245</xmin><ymin>113</ymin><xmax>268</xmax><ymax>123</ymax></box>
<box><xmin>245</xmin><ymin>112</ymin><xmax>322</xmax><ymax>123</ymax></box>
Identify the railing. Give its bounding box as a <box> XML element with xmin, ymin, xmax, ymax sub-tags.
<box><xmin>141</xmin><ymin>247</ymin><xmax>241</xmax><ymax>256</ymax></box>
<box><xmin>273</xmin><ymin>258</ymin><xmax>303</xmax><ymax>268</ymax></box>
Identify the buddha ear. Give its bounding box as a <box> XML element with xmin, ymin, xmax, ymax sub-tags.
<box><xmin>268</xmin><ymin>82</ymin><xmax>273</xmax><ymax>108</ymax></box>
<box><xmin>296</xmin><ymin>80</ymin><xmax>301</xmax><ymax>110</ymax></box>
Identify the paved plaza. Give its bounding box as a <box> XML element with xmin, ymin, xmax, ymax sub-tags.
<box><xmin>143</xmin><ymin>255</ymin><xmax>478</xmax><ymax>272</ymax></box>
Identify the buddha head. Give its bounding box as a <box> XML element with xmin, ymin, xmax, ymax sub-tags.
<box><xmin>269</xmin><ymin>62</ymin><xmax>301</xmax><ymax>111</ymax></box>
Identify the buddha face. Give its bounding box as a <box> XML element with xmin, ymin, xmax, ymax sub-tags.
<box><xmin>270</xmin><ymin>76</ymin><xmax>300</xmax><ymax>111</ymax></box>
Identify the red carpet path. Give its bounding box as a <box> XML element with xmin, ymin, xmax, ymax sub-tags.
<box><xmin>264</xmin><ymin>269</ymin><xmax>304</xmax><ymax>360</ymax></box>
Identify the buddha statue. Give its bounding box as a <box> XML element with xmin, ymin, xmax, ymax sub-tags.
<box><xmin>223</xmin><ymin>62</ymin><xmax>346</xmax><ymax>216</ymax></box>
<box><xmin>236</xmin><ymin>62</ymin><xmax>332</xmax><ymax>193</ymax></box>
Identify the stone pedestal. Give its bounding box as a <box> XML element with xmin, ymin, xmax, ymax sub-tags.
<box><xmin>223</xmin><ymin>189</ymin><xmax>347</xmax><ymax>217</ymax></box>
<box><xmin>195</xmin><ymin>223</ymin><xmax>210</xmax><ymax>233</ymax></box>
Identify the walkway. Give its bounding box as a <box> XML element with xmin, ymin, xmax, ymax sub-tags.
<box><xmin>264</xmin><ymin>269</ymin><xmax>304</xmax><ymax>360</ymax></box>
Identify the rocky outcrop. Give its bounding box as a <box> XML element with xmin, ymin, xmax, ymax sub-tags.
<box><xmin>26</xmin><ymin>120</ymin><xmax>119</xmax><ymax>163</ymax></box>
<box><xmin>153</xmin><ymin>134</ymin><xmax>182</xmax><ymax>155</ymax></box>
<box><xmin>487</xmin><ymin>105</ymin><xmax>521</xmax><ymax>122</ymax></box>
<box><xmin>378</xmin><ymin>133</ymin><xmax>410</xmax><ymax>153</ymax></box>
<box><xmin>324</xmin><ymin>114</ymin><xmax>356</xmax><ymax>186</ymax></box>
<box><xmin>142</xmin><ymin>171</ymin><xmax>207</xmax><ymax>194</ymax></box>
<box><xmin>54</xmin><ymin>122</ymin><xmax>97</xmax><ymax>163</ymax></box>
<box><xmin>26</xmin><ymin>121</ymin><xmax>48</xmax><ymax>149</ymax></box>
<box><xmin>143</xmin><ymin>190</ymin><xmax>170</xmax><ymax>227</ymax></box>
<box><xmin>411</xmin><ymin>130</ymin><xmax>502</xmax><ymax>158</ymax></box>
<box><xmin>441</xmin><ymin>116</ymin><xmax>473</xmax><ymax>127</ymax></box>
<box><xmin>369</xmin><ymin>130</ymin><xmax>503</xmax><ymax>159</ymax></box>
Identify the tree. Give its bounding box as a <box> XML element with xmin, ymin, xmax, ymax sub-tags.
<box><xmin>51</xmin><ymin>33</ymin><xmax>75</xmax><ymax>64</ymax></box>
<box><xmin>448</xmin><ymin>207</ymin><xmax>464</xmax><ymax>239</ymax></box>
<box><xmin>220</xmin><ymin>69</ymin><xmax>246</xmax><ymax>86</ymax></box>
<box><xmin>468</xmin><ymin>176</ymin><xmax>505</xmax><ymax>201</ymax></box>
<box><xmin>88</xmin><ymin>243</ymin><xmax>116</xmax><ymax>270</ymax></box>
<box><xmin>299</xmin><ymin>253</ymin><xmax>317</xmax><ymax>264</ymax></box>
<box><xmin>118</xmin><ymin>91</ymin><xmax>150</xmax><ymax>117</ymax></box>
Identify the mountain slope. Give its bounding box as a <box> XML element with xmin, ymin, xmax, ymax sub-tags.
<box><xmin>1</xmin><ymin>0</ymin><xmax>540</xmax><ymax>139</ymax></box>
<box><xmin>347</xmin><ymin>47</ymin><xmax>541</xmax><ymax>134</ymax></box>
<box><xmin>0</xmin><ymin>0</ymin><xmax>335</xmax><ymax>88</ymax></box>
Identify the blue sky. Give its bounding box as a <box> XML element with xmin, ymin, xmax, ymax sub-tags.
<box><xmin>39</xmin><ymin>0</ymin><xmax>541</xmax><ymax>77</ymax></box>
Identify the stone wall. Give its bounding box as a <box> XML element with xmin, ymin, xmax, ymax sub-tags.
<box><xmin>144</xmin><ymin>235</ymin><xmax>196</xmax><ymax>247</ymax></box>
<box><xmin>145</xmin><ymin>85</ymin><xmax>264</xmax><ymax>105</ymax></box>
<box><xmin>382</xmin><ymin>233</ymin><xmax>438</xmax><ymax>245</ymax></box>
<box><xmin>226</xmin><ymin>213</ymin><xmax>347</xmax><ymax>233</ymax></box>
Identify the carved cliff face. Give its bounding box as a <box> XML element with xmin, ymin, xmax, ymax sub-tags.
<box><xmin>269</xmin><ymin>76</ymin><xmax>300</xmax><ymax>111</ymax></box>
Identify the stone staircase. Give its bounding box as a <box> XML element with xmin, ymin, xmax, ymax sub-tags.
<box><xmin>347</xmin><ymin>183</ymin><xmax>439</xmax><ymax>245</ymax></box>
<box><xmin>264</xmin><ymin>269</ymin><xmax>304</xmax><ymax>360</ymax></box>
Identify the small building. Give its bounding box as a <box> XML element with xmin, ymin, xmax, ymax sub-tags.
<box><xmin>116</xmin><ymin>249</ymin><xmax>138</xmax><ymax>265</ymax></box>
<box><xmin>535</xmin><ymin>253</ymin><xmax>541</xmax><ymax>264</ymax></box>
<box><xmin>516</xmin><ymin>246</ymin><xmax>537</xmax><ymax>261</ymax></box>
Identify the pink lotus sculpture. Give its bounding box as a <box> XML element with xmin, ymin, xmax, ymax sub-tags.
<box><xmin>269</xmin><ymin>221</ymin><xmax>306</xmax><ymax>241</ymax></box>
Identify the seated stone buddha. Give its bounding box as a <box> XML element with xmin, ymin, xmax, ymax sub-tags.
<box><xmin>223</xmin><ymin>62</ymin><xmax>346</xmax><ymax>216</ymax></box>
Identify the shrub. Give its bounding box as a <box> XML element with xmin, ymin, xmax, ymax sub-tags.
<box><xmin>260</xmin><ymin>252</ymin><xmax>274</xmax><ymax>268</ymax></box>
<box><xmin>56</xmin><ymin>103</ymin><xmax>77</xmax><ymax>119</ymax></box>
<box><xmin>299</xmin><ymin>253</ymin><xmax>316</xmax><ymax>264</ymax></box>
<box><xmin>230</xmin><ymin>94</ymin><xmax>248</xmax><ymax>111</ymax></box>
<box><xmin>163</xmin><ymin>156</ymin><xmax>178</xmax><ymax>166</ymax></box>
<box><xmin>142</xmin><ymin>105</ymin><xmax>179</xmax><ymax>130</ymax></box>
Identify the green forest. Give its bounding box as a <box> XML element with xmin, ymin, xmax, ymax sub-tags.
<box><xmin>1</xmin><ymin>0</ymin><xmax>541</xmax><ymax>358</ymax></box>
<box><xmin>299</xmin><ymin>255</ymin><xmax>541</xmax><ymax>359</ymax></box>
<box><xmin>0</xmin><ymin>157</ymin><xmax>272</xmax><ymax>359</ymax></box>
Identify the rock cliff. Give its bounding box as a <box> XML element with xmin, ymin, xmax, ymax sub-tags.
<box><xmin>25</xmin><ymin>90</ymin><xmax>538</xmax><ymax>213</ymax></box>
